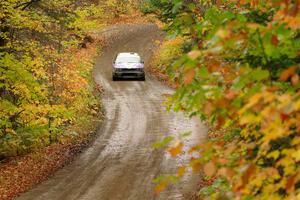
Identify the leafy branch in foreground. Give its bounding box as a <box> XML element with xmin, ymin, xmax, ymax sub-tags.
<box><xmin>146</xmin><ymin>0</ymin><xmax>300</xmax><ymax>199</ymax></box>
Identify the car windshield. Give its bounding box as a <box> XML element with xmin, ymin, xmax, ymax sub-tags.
<box><xmin>116</xmin><ymin>56</ymin><xmax>141</xmax><ymax>63</ymax></box>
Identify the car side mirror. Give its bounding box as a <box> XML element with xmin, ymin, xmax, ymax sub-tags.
<box><xmin>141</xmin><ymin>61</ymin><xmax>145</xmax><ymax>64</ymax></box>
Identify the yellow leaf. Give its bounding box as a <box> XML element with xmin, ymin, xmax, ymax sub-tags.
<box><xmin>292</xmin><ymin>150</ymin><xmax>300</xmax><ymax>162</ymax></box>
<box><xmin>261</xmin><ymin>123</ymin><xmax>286</xmax><ymax>144</ymax></box>
<box><xmin>216</xmin><ymin>28</ymin><xmax>231</xmax><ymax>39</ymax></box>
<box><xmin>239</xmin><ymin>113</ymin><xmax>259</xmax><ymax>125</ymax></box>
<box><xmin>294</xmin><ymin>99</ymin><xmax>300</xmax><ymax>111</ymax></box>
<box><xmin>177</xmin><ymin>166</ymin><xmax>186</xmax><ymax>178</ymax></box>
<box><xmin>267</xmin><ymin>150</ymin><xmax>280</xmax><ymax>160</ymax></box>
<box><xmin>239</xmin><ymin>93</ymin><xmax>263</xmax><ymax>116</ymax></box>
<box><xmin>245</xmin><ymin>93</ymin><xmax>262</xmax><ymax>110</ymax></box>
<box><xmin>292</xmin><ymin>137</ymin><xmax>300</xmax><ymax>145</ymax></box>
<box><xmin>277</xmin><ymin>157</ymin><xmax>296</xmax><ymax>176</ymax></box>
<box><xmin>154</xmin><ymin>40</ymin><xmax>161</xmax><ymax>45</ymax></box>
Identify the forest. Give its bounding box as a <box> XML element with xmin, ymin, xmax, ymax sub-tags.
<box><xmin>0</xmin><ymin>0</ymin><xmax>136</xmax><ymax>159</ymax></box>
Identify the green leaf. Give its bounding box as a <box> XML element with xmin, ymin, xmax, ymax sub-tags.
<box><xmin>152</xmin><ymin>136</ymin><xmax>174</xmax><ymax>149</ymax></box>
<box><xmin>250</xmin><ymin>69</ymin><xmax>269</xmax><ymax>81</ymax></box>
<box><xmin>179</xmin><ymin>131</ymin><xmax>192</xmax><ymax>138</ymax></box>
<box><xmin>198</xmin><ymin>67</ymin><xmax>209</xmax><ymax>79</ymax></box>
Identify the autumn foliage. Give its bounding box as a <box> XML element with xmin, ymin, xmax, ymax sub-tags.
<box><xmin>0</xmin><ymin>0</ymin><xmax>107</xmax><ymax>159</ymax></box>
<box><xmin>146</xmin><ymin>0</ymin><xmax>300</xmax><ymax>199</ymax></box>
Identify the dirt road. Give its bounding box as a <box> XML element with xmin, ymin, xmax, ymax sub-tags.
<box><xmin>17</xmin><ymin>24</ymin><xmax>206</xmax><ymax>200</ymax></box>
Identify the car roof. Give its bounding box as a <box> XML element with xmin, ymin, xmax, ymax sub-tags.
<box><xmin>117</xmin><ymin>52</ymin><xmax>140</xmax><ymax>58</ymax></box>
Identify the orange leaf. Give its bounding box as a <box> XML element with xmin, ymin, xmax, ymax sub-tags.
<box><xmin>184</xmin><ymin>69</ymin><xmax>196</xmax><ymax>85</ymax></box>
<box><xmin>203</xmin><ymin>102</ymin><xmax>214</xmax><ymax>115</ymax></box>
<box><xmin>217</xmin><ymin>167</ymin><xmax>235</xmax><ymax>179</ymax></box>
<box><xmin>187</xmin><ymin>50</ymin><xmax>201</xmax><ymax>60</ymax></box>
<box><xmin>250</xmin><ymin>0</ymin><xmax>259</xmax><ymax>8</ymax></box>
<box><xmin>285</xmin><ymin>176</ymin><xmax>295</xmax><ymax>191</ymax></box>
<box><xmin>155</xmin><ymin>181</ymin><xmax>168</xmax><ymax>193</ymax></box>
<box><xmin>190</xmin><ymin>157</ymin><xmax>202</xmax><ymax>172</ymax></box>
<box><xmin>291</xmin><ymin>74</ymin><xmax>299</xmax><ymax>86</ymax></box>
<box><xmin>168</xmin><ymin>141</ymin><xmax>183</xmax><ymax>157</ymax></box>
<box><xmin>219</xmin><ymin>158</ymin><xmax>228</xmax><ymax>165</ymax></box>
<box><xmin>271</xmin><ymin>35</ymin><xmax>279</xmax><ymax>46</ymax></box>
<box><xmin>225</xmin><ymin>90</ymin><xmax>237</xmax><ymax>100</ymax></box>
<box><xmin>216</xmin><ymin>116</ymin><xmax>225</xmax><ymax>129</ymax></box>
<box><xmin>216</xmin><ymin>0</ymin><xmax>222</xmax><ymax>7</ymax></box>
<box><xmin>188</xmin><ymin>145</ymin><xmax>202</xmax><ymax>154</ymax></box>
<box><xmin>204</xmin><ymin>161</ymin><xmax>217</xmax><ymax>177</ymax></box>
<box><xmin>236</xmin><ymin>164</ymin><xmax>256</xmax><ymax>191</ymax></box>
<box><xmin>280</xmin><ymin>113</ymin><xmax>290</xmax><ymax>121</ymax></box>
<box><xmin>280</xmin><ymin>66</ymin><xmax>297</xmax><ymax>81</ymax></box>
<box><xmin>243</xmin><ymin>164</ymin><xmax>256</xmax><ymax>182</ymax></box>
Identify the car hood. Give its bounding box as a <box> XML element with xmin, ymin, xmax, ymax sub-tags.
<box><xmin>114</xmin><ymin>63</ymin><xmax>144</xmax><ymax>69</ymax></box>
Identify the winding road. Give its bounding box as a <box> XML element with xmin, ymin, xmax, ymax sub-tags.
<box><xmin>17</xmin><ymin>24</ymin><xmax>207</xmax><ymax>200</ymax></box>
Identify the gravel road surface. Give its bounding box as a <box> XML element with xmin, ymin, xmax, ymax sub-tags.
<box><xmin>17</xmin><ymin>24</ymin><xmax>207</xmax><ymax>200</ymax></box>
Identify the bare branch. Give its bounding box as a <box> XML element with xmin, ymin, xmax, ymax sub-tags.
<box><xmin>14</xmin><ymin>0</ymin><xmax>41</xmax><ymax>10</ymax></box>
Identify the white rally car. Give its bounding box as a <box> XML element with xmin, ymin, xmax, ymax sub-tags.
<box><xmin>112</xmin><ymin>52</ymin><xmax>145</xmax><ymax>81</ymax></box>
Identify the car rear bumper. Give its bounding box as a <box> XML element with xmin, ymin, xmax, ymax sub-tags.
<box><xmin>113</xmin><ymin>71</ymin><xmax>145</xmax><ymax>79</ymax></box>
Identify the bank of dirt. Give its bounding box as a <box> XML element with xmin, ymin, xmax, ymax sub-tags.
<box><xmin>0</xmin><ymin>128</ymin><xmax>100</xmax><ymax>200</ymax></box>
